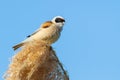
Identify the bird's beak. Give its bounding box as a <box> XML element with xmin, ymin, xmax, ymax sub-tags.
<box><xmin>62</xmin><ymin>19</ymin><xmax>65</xmax><ymax>22</ymax></box>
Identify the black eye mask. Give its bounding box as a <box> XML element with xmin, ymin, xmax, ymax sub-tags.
<box><xmin>55</xmin><ymin>18</ymin><xmax>65</xmax><ymax>23</ymax></box>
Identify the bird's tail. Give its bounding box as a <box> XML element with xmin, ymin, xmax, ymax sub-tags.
<box><xmin>13</xmin><ymin>43</ymin><xmax>24</xmax><ymax>50</ymax></box>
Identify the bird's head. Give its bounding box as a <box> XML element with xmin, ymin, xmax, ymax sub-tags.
<box><xmin>52</xmin><ymin>16</ymin><xmax>65</xmax><ymax>28</ymax></box>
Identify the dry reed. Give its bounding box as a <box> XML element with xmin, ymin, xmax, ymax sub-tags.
<box><xmin>4</xmin><ymin>41</ymin><xmax>69</xmax><ymax>80</ymax></box>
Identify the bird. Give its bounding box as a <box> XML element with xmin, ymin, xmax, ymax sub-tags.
<box><xmin>13</xmin><ymin>16</ymin><xmax>65</xmax><ymax>50</ymax></box>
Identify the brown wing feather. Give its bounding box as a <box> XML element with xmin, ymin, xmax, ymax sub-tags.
<box><xmin>41</xmin><ymin>21</ymin><xmax>53</xmax><ymax>28</ymax></box>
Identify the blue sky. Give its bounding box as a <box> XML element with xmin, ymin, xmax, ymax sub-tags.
<box><xmin>0</xmin><ymin>0</ymin><xmax>120</xmax><ymax>80</ymax></box>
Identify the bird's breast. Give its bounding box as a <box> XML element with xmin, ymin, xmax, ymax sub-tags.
<box><xmin>41</xmin><ymin>29</ymin><xmax>60</xmax><ymax>44</ymax></box>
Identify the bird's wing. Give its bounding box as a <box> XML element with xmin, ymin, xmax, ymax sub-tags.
<box><xmin>27</xmin><ymin>21</ymin><xmax>53</xmax><ymax>38</ymax></box>
<box><xmin>27</xmin><ymin>29</ymin><xmax>40</xmax><ymax>37</ymax></box>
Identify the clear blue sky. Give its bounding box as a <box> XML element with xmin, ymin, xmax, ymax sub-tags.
<box><xmin>0</xmin><ymin>0</ymin><xmax>120</xmax><ymax>80</ymax></box>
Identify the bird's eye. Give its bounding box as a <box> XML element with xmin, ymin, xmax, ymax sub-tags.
<box><xmin>55</xmin><ymin>18</ymin><xmax>65</xmax><ymax>23</ymax></box>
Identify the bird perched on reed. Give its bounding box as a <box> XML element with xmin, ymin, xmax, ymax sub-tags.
<box><xmin>13</xmin><ymin>16</ymin><xmax>65</xmax><ymax>50</ymax></box>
